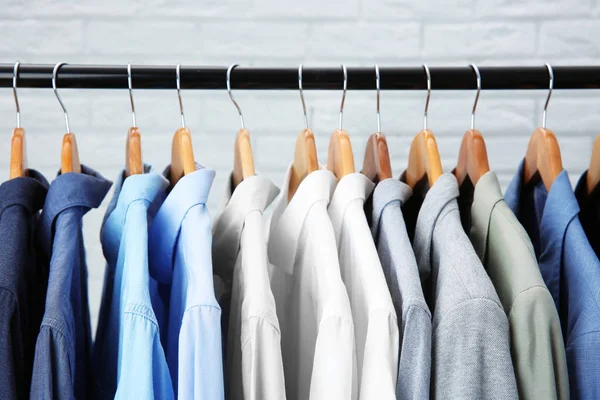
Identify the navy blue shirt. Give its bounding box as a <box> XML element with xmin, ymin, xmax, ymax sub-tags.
<box><xmin>0</xmin><ymin>171</ymin><xmax>49</xmax><ymax>399</ymax></box>
<box><xmin>30</xmin><ymin>166</ymin><xmax>111</xmax><ymax>400</ymax></box>
<box><xmin>506</xmin><ymin>161</ymin><xmax>600</xmax><ymax>399</ymax></box>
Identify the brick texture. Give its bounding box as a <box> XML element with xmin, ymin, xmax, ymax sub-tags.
<box><xmin>0</xmin><ymin>0</ymin><xmax>597</xmax><ymax>330</ymax></box>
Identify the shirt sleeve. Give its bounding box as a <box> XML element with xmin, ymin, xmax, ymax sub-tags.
<box><xmin>178</xmin><ymin>306</ymin><xmax>224</xmax><ymax>400</ymax></box>
<box><xmin>509</xmin><ymin>286</ymin><xmax>569</xmax><ymax>400</ymax></box>
<box><xmin>567</xmin><ymin>331</ymin><xmax>600</xmax><ymax>399</ymax></box>
<box><xmin>115</xmin><ymin>311</ymin><xmax>174</xmax><ymax>400</ymax></box>
<box><xmin>433</xmin><ymin>298</ymin><xmax>518</xmax><ymax>399</ymax></box>
<box><xmin>30</xmin><ymin>326</ymin><xmax>73</xmax><ymax>400</ymax></box>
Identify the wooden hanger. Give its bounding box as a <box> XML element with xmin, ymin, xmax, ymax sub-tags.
<box><xmin>125</xmin><ymin>64</ymin><xmax>143</xmax><ymax>177</ymax></box>
<box><xmin>363</xmin><ymin>132</ymin><xmax>392</xmax><ymax>182</ymax></box>
<box><xmin>455</xmin><ymin>129</ymin><xmax>489</xmax><ymax>186</ymax></box>
<box><xmin>61</xmin><ymin>132</ymin><xmax>81</xmax><ymax>174</ymax></box>
<box><xmin>523</xmin><ymin>64</ymin><xmax>562</xmax><ymax>192</ymax></box>
<box><xmin>328</xmin><ymin>129</ymin><xmax>355</xmax><ymax>179</ymax></box>
<box><xmin>523</xmin><ymin>127</ymin><xmax>562</xmax><ymax>192</ymax></box>
<box><xmin>405</xmin><ymin>129</ymin><xmax>443</xmax><ymax>188</ymax></box>
<box><xmin>125</xmin><ymin>127</ymin><xmax>143</xmax><ymax>176</ymax></box>
<box><xmin>10</xmin><ymin>127</ymin><xmax>27</xmax><ymax>179</ymax></box>
<box><xmin>170</xmin><ymin>127</ymin><xmax>195</xmax><ymax>187</ymax></box>
<box><xmin>232</xmin><ymin>128</ymin><xmax>255</xmax><ymax>187</ymax></box>
<box><xmin>454</xmin><ymin>65</ymin><xmax>490</xmax><ymax>187</ymax></box>
<box><xmin>289</xmin><ymin>128</ymin><xmax>318</xmax><ymax>200</ymax></box>
<box><xmin>586</xmin><ymin>134</ymin><xmax>600</xmax><ymax>195</ymax></box>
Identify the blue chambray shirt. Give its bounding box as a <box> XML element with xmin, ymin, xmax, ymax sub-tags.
<box><xmin>92</xmin><ymin>165</ymin><xmax>173</xmax><ymax>399</ymax></box>
<box><xmin>148</xmin><ymin>166</ymin><xmax>224</xmax><ymax>399</ymax></box>
<box><xmin>30</xmin><ymin>166</ymin><xmax>111</xmax><ymax>400</ymax></box>
<box><xmin>505</xmin><ymin>161</ymin><xmax>600</xmax><ymax>399</ymax></box>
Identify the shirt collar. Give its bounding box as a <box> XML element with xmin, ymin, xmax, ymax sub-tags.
<box><xmin>0</xmin><ymin>169</ymin><xmax>49</xmax><ymax>216</ymax></box>
<box><xmin>370</xmin><ymin>178</ymin><xmax>412</xmax><ymax>240</ymax></box>
<box><xmin>470</xmin><ymin>171</ymin><xmax>504</xmax><ymax>261</ymax></box>
<box><xmin>101</xmin><ymin>165</ymin><xmax>169</xmax><ymax>267</ymax></box>
<box><xmin>267</xmin><ymin>165</ymin><xmax>337</xmax><ymax>275</ymax></box>
<box><xmin>212</xmin><ymin>173</ymin><xmax>279</xmax><ymax>277</ymax></box>
<box><xmin>39</xmin><ymin>165</ymin><xmax>112</xmax><ymax>257</ymax></box>
<box><xmin>148</xmin><ymin>165</ymin><xmax>215</xmax><ymax>284</ymax></box>
<box><xmin>328</xmin><ymin>173</ymin><xmax>375</xmax><ymax>242</ymax></box>
<box><xmin>412</xmin><ymin>173</ymin><xmax>459</xmax><ymax>281</ymax></box>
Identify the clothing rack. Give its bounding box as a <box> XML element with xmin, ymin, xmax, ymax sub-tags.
<box><xmin>2</xmin><ymin>64</ymin><xmax>600</xmax><ymax>90</ymax></box>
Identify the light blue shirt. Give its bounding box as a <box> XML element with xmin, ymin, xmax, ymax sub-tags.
<box><xmin>506</xmin><ymin>161</ymin><xmax>600</xmax><ymax>399</ymax></box>
<box><xmin>148</xmin><ymin>166</ymin><xmax>224</xmax><ymax>399</ymax></box>
<box><xmin>93</xmin><ymin>166</ymin><xmax>173</xmax><ymax>399</ymax></box>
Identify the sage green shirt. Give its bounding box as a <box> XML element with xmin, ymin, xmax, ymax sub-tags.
<box><xmin>468</xmin><ymin>171</ymin><xmax>569</xmax><ymax>400</ymax></box>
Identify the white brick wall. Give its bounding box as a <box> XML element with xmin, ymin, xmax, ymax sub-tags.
<box><xmin>0</xmin><ymin>0</ymin><xmax>598</xmax><ymax>331</ymax></box>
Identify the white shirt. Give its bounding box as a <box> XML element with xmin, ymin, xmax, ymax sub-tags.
<box><xmin>213</xmin><ymin>174</ymin><xmax>286</xmax><ymax>400</ymax></box>
<box><xmin>267</xmin><ymin>167</ymin><xmax>357</xmax><ymax>400</ymax></box>
<box><xmin>328</xmin><ymin>173</ymin><xmax>399</xmax><ymax>399</ymax></box>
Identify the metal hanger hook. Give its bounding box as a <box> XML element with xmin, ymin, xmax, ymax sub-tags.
<box><xmin>128</xmin><ymin>63</ymin><xmax>136</xmax><ymax>128</ymax></box>
<box><xmin>176</xmin><ymin>63</ymin><xmax>186</xmax><ymax>128</ymax></box>
<box><xmin>470</xmin><ymin>63</ymin><xmax>481</xmax><ymax>130</ymax></box>
<box><xmin>299</xmin><ymin>64</ymin><xmax>309</xmax><ymax>130</ymax></box>
<box><xmin>339</xmin><ymin>64</ymin><xmax>347</xmax><ymax>130</ymax></box>
<box><xmin>542</xmin><ymin>63</ymin><xmax>554</xmax><ymax>129</ymax></box>
<box><xmin>423</xmin><ymin>64</ymin><xmax>431</xmax><ymax>131</ymax></box>
<box><xmin>13</xmin><ymin>61</ymin><xmax>20</xmax><ymax>129</ymax></box>
<box><xmin>375</xmin><ymin>64</ymin><xmax>381</xmax><ymax>134</ymax></box>
<box><xmin>227</xmin><ymin>64</ymin><xmax>245</xmax><ymax>130</ymax></box>
<box><xmin>52</xmin><ymin>62</ymin><xmax>70</xmax><ymax>133</ymax></box>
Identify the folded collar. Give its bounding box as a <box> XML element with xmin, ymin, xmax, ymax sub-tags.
<box><xmin>0</xmin><ymin>169</ymin><xmax>49</xmax><ymax>216</ymax></box>
<box><xmin>148</xmin><ymin>165</ymin><xmax>215</xmax><ymax>284</ymax></box>
<box><xmin>370</xmin><ymin>178</ymin><xmax>412</xmax><ymax>241</ymax></box>
<box><xmin>268</xmin><ymin>166</ymin><xmax>337</xmax><ymax>275</ymax></box>
<box><xmin>470</xmin><ymin>171</ymin><xmax>504</xmax><ymax>261</ymax></box>
<box><xmin>328</xmin><ymin>173</ymin><xmax>375</xmax><ymax>243</ymax></box>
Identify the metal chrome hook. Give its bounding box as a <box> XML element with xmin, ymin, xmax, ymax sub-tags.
<box><xmin>423</xmin><ymin>64</ymin><xmax>431</xmax><ymax>131</ymax></box>
<box><xmin>176</xmin><ymin>63</ymin><xmax>186</xmax><ymax>128</ymax></box>
<box><xmin>339</xmin><ymin>64</ymin><xmax>347</xmax><ymax>130</ymax></box>
<box><xmin>128</xmin><ymin>63</ymin><xmax>136</xmax><ymax>128</ymax></box>
<box><xmin>375</xmin><ymin>64</ymin><xmax>381</xmax><ymax>134</ymax></box>
<box><xmin>299</xmin><ymin>64</ymin><xmax>309</xmax><ymax>130</ymax></box>
<box><xmin>227</xmin><ymin>64</ymin><xmax>245</xmax><ymax>130</ymax></box>
<box><xmin>13</xmin><ymin>61</ymin><xmax>20</xmax><ymax>128</ymax></box>
<box><xmin>470</xmin><ymin>64</ymin><xmax>481</xmax><ymax>130</ymax></box>
<box><xmin>542</xmin><ymin>63</ymin><xmax>554</xmax><ymax>129</ymax></box>
<box><xmin>52</xmin><ymin>62</ymin><xmax>70</xmax><ymax>133</ymax></box>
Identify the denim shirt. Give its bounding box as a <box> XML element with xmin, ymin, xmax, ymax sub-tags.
<box><xmin>505</xmin><ymin>161</ymin><xmax>600</xmax><ymax>399</ymax></box>
<box><xmin>30</xmin><ymin>166</ymin><xmax>111</xmax><ymax>400</ymax></box>
<box><xmin>148</xmin><ymin>165</ymin><xmax>224</xmax><ymax>399</ymax></box>
<box><xmin>93</xmin><ymin>165</ymin><xmax>173</xmax><ymax>399</ymax></box>
<box><xmin>0</xmin><ymin>170</ymin><xmax>49</xmax><ymax>400</ymax></box>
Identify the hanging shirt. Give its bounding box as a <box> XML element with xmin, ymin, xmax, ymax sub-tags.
<box><xmin>328</xmin><ymin>173</ymin><xmax>398</xmax><ymax>399</ymax></box>
<box><xmin>30</xmin><ymin>166</ymin><xmax>111</xmax><ymax>400</ymax></box>
<box><xmin>267</xmin><ymin>167</ymin><xmax>356</xmax><ymax>400</ymax></box>
<box><xmin>0</xmin><ymin>171</ymin><xmax>49</xmax><ymax>400</ymax></box>
<box><xmin>463</xmin><ymin>171</ymin><xmax>569</xmax><ymax>400</ymax></box>
<box><xmin>212</xmin><ymin>174</ymin><xmax>286</xmax><ymax>400</ymax></box>
<box><xmin>368</xmin><ymin>178</ymin><xmax>431</xmax><ymax>400</ymax></box>
<box><xmin>92</xmin><ymin>165</ymin><xmax>173</xmax><ymax>399</ymax></box>
<box><xmin>575</xmin><ymin>170</ymin><xmax>600</xmax><ymax>258</ymax></box>
<box><xmin>406</xmin><ymin>173</ymin><xmax>518</xmax><ymax>400</ymax></box>
<box><xmin>148</xmin><ymin>165</ymin><xmax>224</xmax><ymax>400</ymax></box>
<box><xmin>505</xmin><ymin>162</ymin><xmax>600</xmax><ymax>399</ymax></box>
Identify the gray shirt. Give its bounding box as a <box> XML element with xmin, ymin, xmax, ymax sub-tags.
<box><xmin>468</xmin><ymin>171</ymin><xmax>569</xmax><ymax>400</ymax></box>
<box><xmin>411</xmin><ymin>173</ymin><xmax>518</xmax><ymax>400</ymax></box>
<box><xmin>369</xmin><ymin>178</ymin><xmax>432</xmax><ymax>400</ymax></box>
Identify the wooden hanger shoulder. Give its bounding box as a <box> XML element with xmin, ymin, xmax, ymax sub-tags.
<box><xmin>587</xmin><ymin>134</ymin><xmax>600</xmax><ymax>195</ymax></box>
<box><xmin>125</xmin><ymin>126</ymin><xmax>143</xmax><ymax>177</ymax></box>
<box><xmin>289</xmin><ymin>128</ymin><xmax>318</xmax><ymax>201</ymax></box>
<box><xmin>10</xmin><ymin>127</ymin><xmax>27</xmax><ymax>179</ymax></box>
<box><xmin>454</xmin><ymin>128</ymin><xmax>490</xmax><ymax>186</ymax></box>
<box><xmin>406</xmin><ymin>129</ymin><xmax>443</xmax><ymax>188</ymax></box>
<box><xmin>362</xmin><ymin>132</ymin><xmax>392</xmax><ymax>182</ymax></box>
<box><xmin>327</xmin><ymin>128</ymin><xmax>355</xmax><ymax>179</ymax></box>
<box><xmin>170</xmin><ymin>127</ymin><xmax>196</xmax><ymax>187</ymax></box>
<box><xmin>61</xmin><ymin>132</ymin><xmax>81</xmax><ymax>174</ymax></box>
<box><xmin>523</xmin><ymin>127</ymin><xmax>562</xmax><ymax>192</ymax></box>
<box><xmin>232</xmin><ymin>128</ymin><xmax>256</xmax><ymax>188</ymax></box>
